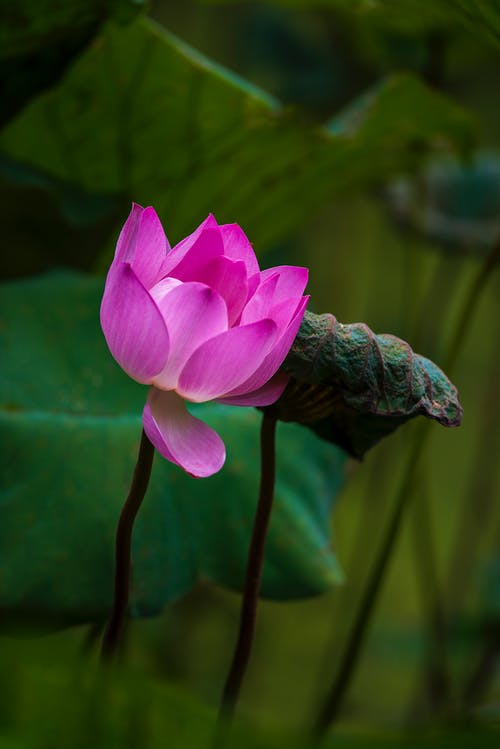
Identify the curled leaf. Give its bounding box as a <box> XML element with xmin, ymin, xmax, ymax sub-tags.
<box><xmin>274</xmin><ymin>310</ymin><xmax>462</xmax><ymax>458</ymax></box>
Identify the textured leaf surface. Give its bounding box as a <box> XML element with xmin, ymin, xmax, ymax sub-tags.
<box><xmin>273</xmin><ymin>311</ymin><xmax>462</xmax><ymax>458</ymax></box>
<box><xmin>0</xmin><ymin>272</ymin><xmax>345</xmax><ymax>626</ymax></box>
<box><xmin>0</xmin><ymin>17</ymin><xmax>473</xmax><ymax>253</ymax></box>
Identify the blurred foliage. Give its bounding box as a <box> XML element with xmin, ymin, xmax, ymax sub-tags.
<box><xmin>0</xmin><ymin>0</ymin><xmax>146</xmax><ymax>59</ymax></box>
<box><xmin>0</xmin><ymin>636</ymin><xmax>498</xmax><ymax>749</ymax></box>
<box><xmin>0</xmin><ymin>271</ymin><xmax>346</xmax><ymax>626</ymax></box>
<box><xmin>0</xmin><ymin>1</ymin><xmax>146</xmax><ymax>127</ymax></box>
<box><xmin>205</xmin><ymin>0</ymin><xmax>500</xmax><ymax>50</ymax></box>
<box><xmin>386</xmin><ymin>150</ymin><xmax>500</xmax><ymax>253</ymax></box>
<box><xmin>0</xmin><ymin>16</ymin><xmax>473</xmax><ymax>271</ymax></box>
<box><xmin>1</xmin><ymin>0</ymin><xmax>500</xmax><ymax>742</ymax></box>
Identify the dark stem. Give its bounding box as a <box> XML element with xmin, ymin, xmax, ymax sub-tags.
<box><xmin>101</xmin><ymin>428</ymin><xmax>155</xmax><ymax>661</ymax></box>
<box><xmin>217</xmin><ymin>413</ymin><xmax>277</xmax><ymax>722</ymax></box>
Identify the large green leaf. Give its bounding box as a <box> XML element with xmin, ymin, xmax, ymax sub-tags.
<box><xmin>0</xmin><ymin>272</ymin><xmax>345</xmax><ymax>627</ymax></box>
<box><xmin>0</xmin><ymin>17</ymin><xmax>473</xmax><ymax>255</ymax></box>
<box><xmin>273</xmin><ymin>310</ymin><xmax>462</xmax><ymax>458</ymax></box>
<box><xmin>0</xmin><ymin>1</ymin><xmax>146</xmax><ymax>128</ymax></box>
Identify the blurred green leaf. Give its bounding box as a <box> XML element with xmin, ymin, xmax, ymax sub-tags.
<box><xmin>386</xmin><ymin>150</ymin><xmax>500</xmax><ymax>253</ymax></box>
<box><xmin>0</xmin><ymin>154</ymin><xmax>124</xmax><ymax>226</ymax></box>
<box><xmin>207</xmin><ymin>0</ymin><xmax>500</xmax><ymax>49</ymax></box>
<box><xmin>0</xmin><ymin>0</ymin><xmax>146</xmax><ymax>60</ymax></box>
<box><xmin>273</xmin><ymin>310</ymin><xmax>462</xmax><ymax>458</ymax></box>
<box><xmin>0</xmin><ymin>1</ymin><xmax>146</xmax><ymax>127</ymax></box>
<box><xmin>0</xmin><ymin>17</ymin><xmax>473</xmax><ymax>257</ymax></box>
<box><xmin>0</xmin><ymin>637</ymin><xmax>499</xmax><ymax>749</ymax></box>
<box><xmin>0</xmin><ymin>271</ymin><xmax>345</xmax><ymax>627</ymax></box>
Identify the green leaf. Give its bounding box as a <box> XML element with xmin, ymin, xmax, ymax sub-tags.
<box><xmin>0</xmin><ymin>1</ymin><xmax>146</xmax><ymax>128</ymax></box>
<box><xmin>207</xmin><ymin>0</ymin><xmax>500</xmax><ymax>49</ymax></box>
<box><xmin>0</xmin><ymin>0</ymin><xmax>146</xmax><ymax>60</ymax></box>
<box><xmin>0</xmin><ymin>272</ymin><xmax>345</xmax><ymax>627</ymax></box>
<box><xmin>273</xmin><ymin>310</ymin><xmax>462</xmax><ymax>458</ymax></box>
<box><xmin>0</xmin><ymin>17</ymin><xmax>473</xmax><ymax>255</ymax></box>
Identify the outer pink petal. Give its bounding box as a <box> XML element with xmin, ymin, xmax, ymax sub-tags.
<box><xmin>130</xmin><ymin>206</ymin><xmax>170</xmax><ymax>289</ymax></box>
<box><xmin>224</xmin><ymin>296</ymin><xmax>309</xmax><ymax>397</ymax></box>
<box><xmin>115</xmin><ymin>203</ymin><xmax>142</xmax><ymax>262</ymax></box>
<box><xmin>143</xmin><ymin>388</ymin><xmax>226</xmax><ymax>478</ymax></box>
<box><xmin>217</xmin><ymin>372</ymin><xmax>289</xmax><ymax>407</ymax></box>
<box><xmin>192</xmin><ymin>256</ymin><xmax>248</xmax><ymax>326</ymax></box>
<box><xmin>177</xmin><ymin>319</ymin><xmax>279</xmax><ymax>402</ymax></box>
<box><xmin>260</xmin><ymin>265</ymin><xmax>308</xmax><ymax>303</ymax></box>
<box><xmin>115</xmin><ymin>204</ymin><xmax>170</xmax><ymax>290</ymax></box>
<box><xmin>151</xmin><ymin>282</ymin><xmax>228</xmax><ymax>390</ymax></box>
<box><xmin>266</xmin><ymin>295</ymin><xmax>305</xmax><ymax>332</ymax></box>
<box><xmin>100</xmin><ymin>263</ymin><xmax>169</xmax><ymax>384</ymax></box>
<box><xmin>160</xmin><ymin>215</ymin><xmax>220</xmax><ymax>277</ymax></box>
<box><xmin>219</xmin><ymin>223</ymin><xmax>260</xmax><ymax>276</ymax></box>
<box><xmin>239</xmin><ymin>273</ymin><xmax>279</xmax><ymax>325</ymax></box>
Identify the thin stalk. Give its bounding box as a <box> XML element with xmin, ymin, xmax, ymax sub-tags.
<box><xmin>312</xmin><ymin>427</ymin><xmax>429</xmax><ymax>739</ymax></box>
<box><xmin>312</xmin><ymin>238</ymin><xmax>500</xmax><ymax>740</ymax></box>
<box><xmin>217</xmin><ymin>413</ymin><xmax>277</xmax><ymax>723</ymax></box>
<box><xmin>101</xmin><ymin>429</ymin><xmax>155</xmax><ymax>661</ymax></box>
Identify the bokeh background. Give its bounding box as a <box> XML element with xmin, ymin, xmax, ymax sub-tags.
<box><xmin>1</xmin><ymin>1</ymin><xmax>500</xmax><ymax>747</ymax></box>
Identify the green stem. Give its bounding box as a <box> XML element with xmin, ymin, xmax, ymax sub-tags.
<box><xmin>313</xmin><ymin>427</ymin><xmax>428</xmax><ymax>739</ymax></box>
<box><xmin>312</xmin><ymin>237</ymin><xmax>500</xmax><ymax>740</ymax></box>
<box><xmin>217</xmin><ymin>413</ymin><xmax>277</xmax><ymax>723</ymax></box>
<box><xmin>101</xmin><ymin>429</ymin><xmax>155</xmax><ymax>661</ymax></box>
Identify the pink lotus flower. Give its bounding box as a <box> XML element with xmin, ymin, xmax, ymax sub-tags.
<box><xmin>100</xmin><ymin>205</ymin><xmax>309</xmax><ymax>478</ymax></box>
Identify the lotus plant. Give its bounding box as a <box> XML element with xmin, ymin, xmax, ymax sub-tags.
<box><xmin>100</xmin><ymin>204</ymin><xmax>309</xmax><ymax>670</ymax></box>
<box><xmin>100</xmin><ymin>203</ymin><xmax>309</xmax><ymax>477</ymax></box>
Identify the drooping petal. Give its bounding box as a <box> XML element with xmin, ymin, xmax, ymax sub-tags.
<box><xmin>219</xmin><ymin>223</ymin><xmax>260</xmax><ymax>277</ymax></box>
<box><xmin>143</xmin><ymin>388</ymin><xmax>226</xmax><ymax>478</ymax></box>
<box><xmin>218</xmin><ymin>372</ymin><xmax>289</xmax><ymax>407</ymax></box>
<box><xmin>100</xmin><ymin>264</ymin><xmax>169</xmax><ymax>383</ymax></box>
<box><xmin>178</xmin><ymin>319</ymin><xmax>278</xmax><ymax>402</ymax></box>
<box><xmin>224</xmin><ymin>296</ymin><xmax>309</xmax><ymax>397</ymax></box>
<box><xmin>193</xmin><ymin>256</ymin><xmax>248</xmax><ymax>325</ymax></box>
<box><xmin>152</xmin><ymin>282</ymin><xmax>228</xmax><ymax>390</ymax></box>
<box><xmin>239</xmin><ymin>273</ymin><xmax>279</xmax><ymax>325</ymax></box>
<box><xmin>259</xmin><ymin>265</ymin><xmax>308</xmax><ymax>303</ymax></box>
<box><xmin>160</xmin><ymin>215</ymin><xmax>220</xmax><ymax>277</ymax></box>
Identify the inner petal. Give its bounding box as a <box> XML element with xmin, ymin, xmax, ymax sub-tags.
<box><xmin>152</xmin><ymin>281</ymin><xmax>228</xmax><ymax>390</ymax></box>
<box><xmin>193</xmin><ymin>256</ymin><xmax>248</xmax><ymax>326</ymax></box>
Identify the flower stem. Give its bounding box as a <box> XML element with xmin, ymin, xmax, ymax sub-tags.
<box><xmin>217</xmin><ymin>413</ymin><xmax>277</xmax><ymax>722</ymax></box>
<box><xmin>101</xmin><ymin>428</ymin><xmax>155</xmax><ymax>661</ymax></box>
<box><xmin>312</xmin><ymin>237</ymin><xmax>500</xmax><ymax>740</ymax></box>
